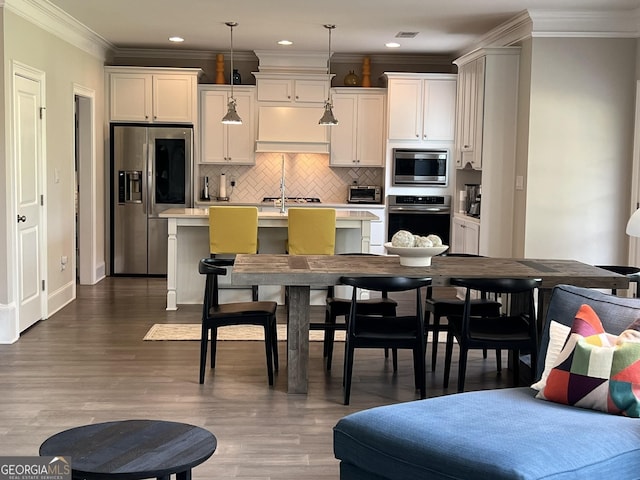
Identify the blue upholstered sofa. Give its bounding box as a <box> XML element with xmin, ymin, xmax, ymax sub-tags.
<box><xmin>333</xmin><ymin>284</ymin><xmax>640</xmax><ymax>480</ymax></box>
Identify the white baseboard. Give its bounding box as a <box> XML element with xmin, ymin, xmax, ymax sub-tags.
<box><xmin>47</xmin><ymin>280</ymin><xmax>75</xmax><ymax>317</ymax></box>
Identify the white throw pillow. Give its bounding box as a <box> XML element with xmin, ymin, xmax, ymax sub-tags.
<box><xmin>530</xmin><ymin>320</ymin><xmax>571</xmax><ymax>391</ymax></box>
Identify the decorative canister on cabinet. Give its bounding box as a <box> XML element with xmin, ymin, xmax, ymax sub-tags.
<box><xmin>215</xmin><ymin>54</ymin><xmax>225</xmax><ymax>84</ymax></box>
<box><xmin>232</xmin><ymin>69</ymin><xmax>242</xmax><ymax>85</ymax></box>
<box><xmin>344</xmin><ymin>70</ymin><xmax>359</xmax><ymax>86</ymax></box>
<box><xmin>361</xmin><ymin>56</ymin><xmax>371</xmax><ymax>87</ymax></box>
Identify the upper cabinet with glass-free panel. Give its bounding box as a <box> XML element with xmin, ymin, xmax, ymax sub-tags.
<box><xmin>107</xmin><ymin>67</ymin><xmax>201</xmax><ymax>123</ymax></box>
<box><xmin>330</xmin><ymin>88</ymin><xmax>386</xmax><ymax>167</ymax></box>
<box><xmin>385</xmin><ymin>73</ymin><xmax>457</xmax><ymax>143</ymax></box>
<box><xmin>254</xmin><ymin>73</ymin><xmax>329</xmax><ymax>104</ymax></box>
<box><xmin>454</xmin><ymin>57</ymin><xmax>485</xmax><ymax>169</ymax></box>
<box><xmin>199</xmin><ymin>85</ymin><xmax>256</xmax><ymax>165</ymax></box>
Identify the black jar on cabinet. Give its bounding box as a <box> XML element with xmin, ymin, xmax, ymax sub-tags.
<box><xmin>232</xmin><ymin>69</ymin><xmax>241</xmax><ymax>85</ymax></box>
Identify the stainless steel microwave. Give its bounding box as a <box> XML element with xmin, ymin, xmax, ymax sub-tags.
<box><xmin>392</xmin><ymin>148</ymin><xmax>448</xmax><ymax>186</ymax></box>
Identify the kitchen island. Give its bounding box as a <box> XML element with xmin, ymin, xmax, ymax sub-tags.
<box><xmin>159</xmin><ymin>208</ymin><xmax>379</xmax><ymax>310</ymax></box>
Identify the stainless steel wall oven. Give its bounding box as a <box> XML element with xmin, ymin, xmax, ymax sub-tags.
<box><xmin>387</xmin><ymin>195</ymin><xmax>451</xmax><ymax>245</ymax></box>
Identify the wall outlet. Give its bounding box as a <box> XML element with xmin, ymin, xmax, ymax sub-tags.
<box><xmin>61</xmin><ymin>255</ymin><xmax>68</xmax><ymax>271</ymax></box>
<box><xmin>230</xmin><ymin>178</ymin><xmax>236</xmax><ymax>187</ymax></box>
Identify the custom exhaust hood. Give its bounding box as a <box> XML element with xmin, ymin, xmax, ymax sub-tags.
<box><xmin>253</xmin><ymin>51</ymin><xmax>332</xmax><ymax>154</ymax></box>
<box><xmin>255</xmin><ymin>105</ymin><xmax>329</xmax><ymax>154</ymax></box>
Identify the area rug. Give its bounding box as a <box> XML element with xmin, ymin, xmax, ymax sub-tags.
<box><xmin>143</xmin><ymin>323</ymin><xmax>346</xmax><ymax>341</ymax></box>
<box><xmin>144</xmin><ymin>324</ymin><xmax>449</xmax><ymax>342</ymax></box>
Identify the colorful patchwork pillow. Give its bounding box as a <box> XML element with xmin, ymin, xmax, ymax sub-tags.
<box><xmin>536</xmin><ymin>304</ymin><xmax>640</xmax><ymax>417</ymax></box>
<box><xmin>530</xmin><ymin>320</ymin><xmax>571</xmax><ymax>392</ymax></box>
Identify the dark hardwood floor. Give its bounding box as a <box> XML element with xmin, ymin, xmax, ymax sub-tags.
<box><xmin>0</xmin><ymin>277</ymin><xmax>518</xmax><ymax>479</ymax></box>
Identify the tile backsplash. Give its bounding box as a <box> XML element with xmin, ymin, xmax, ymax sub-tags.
<box><xmin>197</xmin><ymin>152</ymin><xmax>383</xmax><ymax>203</ymax></box>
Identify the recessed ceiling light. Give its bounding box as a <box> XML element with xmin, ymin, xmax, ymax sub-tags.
<box><xmin>278</xmin><ymin>40</ymin><xmax>293</xmax><ymax>46</ymax></box>
<box><xmin>168</xmin><ymin>36</ymin><xmax>184</xmax><ymax>43</ymax></box>
<box><xmin>385</xmin><ymin>42</ymin><xmax>401</xmax><ymax>48</ymax></box>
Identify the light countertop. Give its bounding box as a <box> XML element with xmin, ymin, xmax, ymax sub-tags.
<box><xmin>160</xmin><ymin>208</ymin><xmax>379</xmax><ymax>221</ymax></box>
<box><xmin>194</xmin><ymin>200</ymin><xmax>385</xmax><ymax>209</ymax></box>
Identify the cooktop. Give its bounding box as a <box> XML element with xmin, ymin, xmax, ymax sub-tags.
<box><xmin>262</xmin><ymin>197</ymin><xmax>321</xmax><ymax>203</ymax></box>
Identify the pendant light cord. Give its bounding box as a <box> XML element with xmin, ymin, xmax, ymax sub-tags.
<box><xmin>226</xmin><ymin>21</ymin><xmax>237</xmax><ymax>100</ymax></box>
<box><xmin>325</xmin><ymin>24</ymin><xmax>335</xmax><ymax>103</ymax></box>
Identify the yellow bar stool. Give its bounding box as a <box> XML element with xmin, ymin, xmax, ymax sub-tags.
<box><xmin>286</xmin><ymin>207</ymin><xmax>336</xmax><ymax>255</ymax></box>
<box><xmin>285</xmin><ymin>207</ymin><xmax>337</xmax><ymax>340</ymax></box>
<box><xmin>209</xmin><ymin>206</ymin><xmax>259</xmax><ymax>300</ymax></box>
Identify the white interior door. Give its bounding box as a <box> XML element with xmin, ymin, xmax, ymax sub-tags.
<box><xmin>15</xmin><ymin>73</ymin><xmax>45</xmax><ymax>332</ymax></box>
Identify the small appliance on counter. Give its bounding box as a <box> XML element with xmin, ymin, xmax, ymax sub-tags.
<box><xmin>465</xmin><ymin>184</ymin><xmax>481</xmax><ymax>217</ymax></box>
<box><xmin>201</xmin><ymin>176</ymin><xmax>210</xmax><ymax>201</ymax></box>
<box><xmin>347</xmin><ymin>185</ymin><xmax>382</xmax><ymax>204</ymax></box>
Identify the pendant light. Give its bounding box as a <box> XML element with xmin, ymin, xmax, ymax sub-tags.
<box><xmin>221</xmin><ymin>21</ymin><xmax>242</xmax><ymax>124</ymax></box>
<box><xmin>319</xmin><ymin>24</ymin><xmax>338</xmax><ymax>125</ymax></box>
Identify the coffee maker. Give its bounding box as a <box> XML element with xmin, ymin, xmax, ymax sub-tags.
<box><xmin>465</xmin><ymin>184</ymin><xmax>481</xmax><ymax>217</ymax></box>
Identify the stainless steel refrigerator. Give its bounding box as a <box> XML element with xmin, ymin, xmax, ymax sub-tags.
<box><xmin>111</xmin><ymin>125</ymin><xmax>193</xmax><ymax>275</ymax></box>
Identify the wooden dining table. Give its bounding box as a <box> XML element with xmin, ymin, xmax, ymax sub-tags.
<box><xmin>231</xmin><ymin>253</ymin><xmax>630</xmax><ymax>394</ymax></box>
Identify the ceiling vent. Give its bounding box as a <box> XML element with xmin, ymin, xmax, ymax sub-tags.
<box><xmin>395</xmin><ymin>31</ymin><xmax>418</xmax><ymax>38</ymax></box>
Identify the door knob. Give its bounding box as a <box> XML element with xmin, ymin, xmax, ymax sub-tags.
<box><xmin>17</xmin><ymin>214</ymin><xmax>26</xmax><ymax>223</ymax></box>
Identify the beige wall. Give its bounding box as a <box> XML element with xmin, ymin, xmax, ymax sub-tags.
<box><xmin>522</xmin><ymin>37</ymin><xmax>636</xmax><ymax>264</ymax></box>
<box><xmin>3</xmin><ymin>10</ymin><xmax>106</xmax><ymax>324</ymax></box>
<box><xmin>110</xmin><ymin>52</ymin><xmax>456</xmax><ymax>88</ymax></box>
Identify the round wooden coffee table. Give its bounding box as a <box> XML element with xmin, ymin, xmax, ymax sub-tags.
<box><xmin>39</xmin><ymin>419</ymin><xmax>217</xmax><ymax>480</ymax></box>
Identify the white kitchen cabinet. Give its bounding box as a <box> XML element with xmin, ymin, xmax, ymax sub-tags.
<box><xmin>385</xmin><ymin>73</ymin><xmax>457</xmax><ymax>142</ymax></box>
<box><xmin>199</xmin><ymin>86</ymin><xmax>256</xmax><ymax>165</ymax></box>
<box><xmin>455</xmin><ymin>57</ymin><xmax>485</xmax><ymax>169</ymax></box>
<box><xmin>453</xmin><ymin>47</ymin><xmax>520</xmax><ymax>258</ymax></box>
<box><xmin>330</xmin><ymin>88</ymin><xmax>386</xmax><ymax>167</ymax></box>
<box><xmin>253</xmin><ymin>72</ymin><xmax>331</xmax><ymax>153</ymax></box>
<box><xmin>452</xmin><ymin>215</ymin><xmax>480</xmax><ymax>255</ymax></box>
<box><xmin>107</xmin><ymin>67</ymin><xmax>200</xmax><ymax>123</ymax></box>
<box><xmin>255</xmin><ymin>76</ymin><xmax>328</xmax><ymax>103</ymax></box>
<box><xmin>336</xmin><ymin>205</ymin><xmax>386</xmax><ymax>254</ymax></box>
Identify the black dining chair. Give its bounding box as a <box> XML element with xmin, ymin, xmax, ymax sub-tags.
<box><xmin>443</xmin><ymin>277</ymin><xmax>542</xmax><ymax>393</ymax></box>
<box><xmin>312</xmin><ymin>253</ymin><xmax>399</xmax><ymax>371</ymax></box>
<box><xmin>339</xmin><ymin>275</ymin><xmax>432</xmax><ymax>405</ymax></box>
<box><xmin>594</xmin><ymin>265</ymin><xmax>640</xmax><ymax>297</ymax></box>
<box><xmin>198</xmin><ymin>257</ymin><xmax>279</xmax><ymax>385</ymax></box>
<box><xmin>424</xmin><ymin>254</ymin><xmax>502</xmax><ymax>372</ymax></box>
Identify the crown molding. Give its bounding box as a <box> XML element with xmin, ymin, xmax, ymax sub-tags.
<box><xmin>453</xmin><ymin>11</ymin><xmax>532</xmax><ymax>59</ymax></box>
<box><xmin>110</xmin><ymin>48</ymin><xmax>454</xmax><ymax>68</ymax></box>
<box><xmin>455</xmin><ymin>8</ymin><xmax>640</xmax><ymax>60</ymax></box>
<box><xmin>3</xmin><ymin>0</ymin><xmax>111</xmax><ymax>60</ymax></box>
<box><xmin>528</xmin><ymin>9</ymin><xmax>640</xmax><ymax>38</ymax></box>
<box><xmin>333</xmin><ymin>53</ymin><xmax>454</xmax><ymax>66</ymax></box>
<box><xmin>111</xmin><ymin>47</ymin><xmax>235</xmax><ymax>61</ymax></box>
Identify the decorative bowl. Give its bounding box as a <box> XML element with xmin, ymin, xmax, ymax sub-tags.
<box><xmin>384</xmin><ymin>242</ymin><xmax>449</xmax><ymax>267</ymax></box>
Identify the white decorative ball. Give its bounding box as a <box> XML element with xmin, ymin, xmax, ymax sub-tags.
<box><xmin>414</xmin><ymin>236</ymin><xmax>434</xmax><ymax>247</ymax></box>
<box><xmin>426</xmin><ymin>234</ymin><xmax>443</xmax><ymax>247</ymax></box>
<box><xmin>391</xmin><ymin>230</ymin><xmax>415</xmax><ymax>247</ymax></box>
